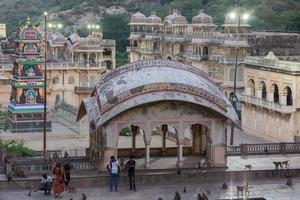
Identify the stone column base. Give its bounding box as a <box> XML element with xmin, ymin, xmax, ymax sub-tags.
<box><xmin>144</xmin><ymin>163</ymin><xmax>151</xmax><ymax>169</ymax></box>
<box><xmin>98</xmin><ymin>147</ymin><xmax>117</xmax><ymax>171</ymax></box>
<box><xmin>176</xmin><ymin>160</ymin><xmax>183</xmax><ymax>168</ymax></box>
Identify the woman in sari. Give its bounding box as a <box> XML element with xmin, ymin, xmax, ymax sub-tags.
<box><xmin>53</xmin><ymin>162</ymin><xmax>64</xmax><ymax>198</ymax></box>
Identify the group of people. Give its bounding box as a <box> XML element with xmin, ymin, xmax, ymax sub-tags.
<box><xmin>37</xmin><ymin>162</ymin><xmax>71</xmax><ymax>198</ymax></box>
<box><xmin>107</xmin><ymin>156</ymin><xmax>137</xmax><ymax>192</ymax></box>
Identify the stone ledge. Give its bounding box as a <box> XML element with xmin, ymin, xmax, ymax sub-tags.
<box><xmin>1</xmin><ymin>168</ymin><xmax>299</xmax><ymax>191</ymax></box>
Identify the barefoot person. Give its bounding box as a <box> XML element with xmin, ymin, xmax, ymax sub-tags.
<box><xmin>53</xmin><ymin>162</ymin><xmax>64</xmax><ymax>198</ymax></box>
<box><xmin>106</xmin><ymin>156</ymin><xmax>120</xmax><ymax>192</ymax></box>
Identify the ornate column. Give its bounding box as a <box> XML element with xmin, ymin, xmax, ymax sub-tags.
<box><xmin>143</xmin><ymin>122</ymin><xmax>152</xmax><ymax>169</ymax></box>
<box><xmin>98</xmin><ymin>124</ymin><xmax>119</xmax><ymax>171</ymax></box>
<box><xmin>161</xmin><ymin>124</ymin><xmax>168</xmax><ymax>156</ymax></box>
<box><xmin>131</xmin><ymin>125</ymin><xmax>138</xmax><ymax>155</ymax></box>
<box><xmin>176</xmin><ymin>122</ymin><xmax>184</xmax><ymax>168</ymax></box>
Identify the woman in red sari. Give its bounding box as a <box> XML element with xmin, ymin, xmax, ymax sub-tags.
<box><xmin>53</xmin><ymin>162</ymin><xmax>64</xmax><ymax>198</ymax></box>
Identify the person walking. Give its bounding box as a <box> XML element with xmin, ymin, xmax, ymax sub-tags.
<box><xmin>64</xmin><ymin>163</ymin><xmax>71</xmax><ymax>191</ymax></box>
<box><xmin>53</xmin><ymin>162</ymin><xmax>64</xmax><ymax>198</ymax></box>
<box><xmin>106</xmin><ymin>156</ymin><xmax>120</xmax><ymax>192</ymax></box>
<box><xmin>125</xmin><ymin>156</ymin><xmax>136</xmax><ymax>191</ymax></box>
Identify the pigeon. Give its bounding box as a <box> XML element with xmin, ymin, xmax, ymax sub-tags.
<box><xmin>27</xmin><ymin>190</ymin><xmax>31</xmax><ymax>196</ymax></box>
<box><xmin>81</xmin><ymin>193</ymin><xmax>87</xmax><ymax>200</ymax></box>
<box><xmin>183</xmin><ymin>186</ymin><xmax>187</xmax><ymax>193</ymax></box>
<box><xmin>206</xmin><ymin>190</ymin><xmax>210</xmax><ymax>195</ymax></box>
<box><xmin>173</xmin><ymin>191</ymin><xmax>181</xmax><ymax>200</ymax></box>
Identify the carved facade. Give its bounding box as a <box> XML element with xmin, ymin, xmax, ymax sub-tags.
<box><xmin>127</xmin><ymin>10</ymin><xmax>251</xmax><ymax>98</ymax></box>
<box><xmin>240</xmin><ymin>52</ymin><xmax>300</xmax><ymax>142</ymax></box>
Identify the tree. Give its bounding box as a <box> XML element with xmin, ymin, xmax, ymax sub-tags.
<box><xmin>101</xmin><ymin>14</ymin><xmax>130</xmax><ymax>66</ymax></box>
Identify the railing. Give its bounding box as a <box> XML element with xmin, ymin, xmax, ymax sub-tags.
<box><xmin>239</xmin><ymin>94</ymin><xmax>295</xmax><ymax>114</ymax></box>
<box><xmin>74</xmin><ymin>86</ymin><xmax>94</xmax><ymax>93</ymax></box>
<box><xmin>182</xmin><ymin>53</ymin><xmax>207</xmax><ymax>61</ymax></box>
<box><xmin>227</xmin><ymin>142</ymin><xmax>300</xmax><ymax>156</ymax></box>
<box><xmin>244</xmin><ymin>57</ymin><xmax>300</xmax><ymax>71</ymax></box>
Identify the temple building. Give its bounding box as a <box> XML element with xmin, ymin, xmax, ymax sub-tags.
<box><xmin>240</xmin><ymin>52</ymin><xmax>300</xmax><ymax>142</ymax></box>
<box><xmin>0</xmin><ymin>28</ymin><xmax>116</xmax><ymax>111</ymax></box>
<box><xmin>8</xmin><ymin>18</ymin><xmax>51</xmax><ymax>133</ymax></box>
<box><xmin>77</xmin><ymin>60</ymin><xmax>239</xmax><ymax>170</ymax></box>
<box><xmin>127</xmin><ymin>10</ymin><xmax>251</xmax><ymax>98</ymax></box>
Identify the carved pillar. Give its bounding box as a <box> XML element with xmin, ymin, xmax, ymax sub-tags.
<box><xmin>143</xmin><ymin>123</ymin><xmax>152</xmax><ymax>169</ymax></box>
<box><xmin>131</xmin><ymin>125</ymin><xmax>138</xmax><ymax>155</ymax></box>
<box><xmin>98</xmin><ymin>124</ymin><xmax>118</xmax><ymax>171</ymax></box>
<box><xmin>176</xmin><ymin>122</ymin><xmax>184</xmax><ymax>168</ymax></box>
<box><xmin>161</xmin><ymin>124</ymin><xmax>168</xmax><ymax>156</ymax></box>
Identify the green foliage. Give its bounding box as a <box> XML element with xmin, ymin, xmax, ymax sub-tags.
<box><xmin>0</xmin><ymin>140</ymin><xmax>35</xmax><ymax>157</ymax></box>
<box><xmin>101</xmin><ymin>14</ymin><xmax>129</xmax><ymax>66</ymax></box>
<box><xmin>120</xmin><ymin>127</ymin><xmax>131</xmax><ymax>136</ymax></box>
<box><xmin>101</xmin><ymin>14</ymin><xmax>129</xmax><ymax>52</ymax></box>
<box><xmin>116</xmin><ymin>51</ymin><xmax>129</xmax><ymax>67</ymax></box>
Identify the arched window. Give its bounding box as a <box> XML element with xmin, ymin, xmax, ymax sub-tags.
<box><xmin>89</xmin><ymin>53</ymin><xmax>96</xmax><ymax>65</ymax></box>
<box><xmin>272</xmin><ymin>84</ymin><xmax>279</xmax><ymax>103</ymax></box>
<box><xmin>203</xmin><ymin>46</ymin><xmax>208</xmax><ymax>60</ymax></box>
<box><xmin>285</xmin><ymin>86</ymin><xmax>293</xmax><ymax>106</ymax></box>
<box><xmin>260</xmin><ymin>81</ymin><xmax>267</xmax><ymax>100</ymax></box>
<box><xmin>68</xmin><ymin>76</ymin><xmax>75</xmax><ymax>84</ymax></box>
<box><xmin>248</xmin><ymin>79</ymin><xmax>255</xmax><ymax>96</ymax></box>
<box><xmin>89</xmin><ymin>75</ymin><xmax>96</xmax><ymax>86</ymax></box>
<box><xmin>52</xmin><ymin>77</ymin><xmax>59</xmax><ymax>84</ymax></box>
<box><xmin>81</xmin><ymin>76</ymin><xmax>88</xmax><ymax>87</ymax></box>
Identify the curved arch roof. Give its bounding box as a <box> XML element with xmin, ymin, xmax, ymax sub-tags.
<box><xmin>77</xmin><ymin>60</ymin><xmax>239</xmax><ymax>128</ymax></box>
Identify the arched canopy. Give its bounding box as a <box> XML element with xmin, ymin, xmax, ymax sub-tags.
<box><xmin>77</xmin><ymin>60</ymin><xmax>239</xmax><ymax>129</ymax></box>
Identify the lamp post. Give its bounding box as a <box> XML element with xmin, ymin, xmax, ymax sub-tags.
<box><xmin>228</xmin><ymin>4</ymin><xmax>250</xmax><ymax>145</ymax></box>
<box><xmin>43</xmin><ymin>12</ymin><xmax>48</xmax><ymax>159</ymax></box>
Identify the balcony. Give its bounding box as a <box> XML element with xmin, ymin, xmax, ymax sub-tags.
<box><xmin>239</xmin><ymin>94</ymin><xmax>296</xmax><ymax>114</ymax></box>
<box><xmin>223</xmin><ymin>37</ymin><xmax>250</xmax><ymax>47</ymax></box>
<box><xmin>47</xmin><ymin>62</ymin><xmax>103</xmax><ymax>70</ymax></box>
<box><xmin>74</xmin><ymin>86</ymin><xmax>94</xmax><ymax>94</ymax></box>
<box><xmin>127</xmin><ymin>47</ymin><xmax>160</xmax><ymax>54</ymax></box>
<box><xmin>208</xmin><ymin>55</ymin><xmax>244</xmax><ymax>64</ymax></box>
<box><xmin>182</xmin><ymin>52</ymin><xmax>208</xmax><ymax>61</ymax></box>
<box><xmin>163</xmin><ymin>34</ymin><xmax>192</xmax><ymax>42</ymax></box>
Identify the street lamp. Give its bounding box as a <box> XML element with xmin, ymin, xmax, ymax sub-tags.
<box><xmin>87</xmin><ymin>24</ymin><xmax>101</xmax><ymax>35</ymax></box>
<box><xmin>48</xmin><ymin>23</ymin><xmax>63</xmax><ymax>32</ymax></box>
<box><xmin>228</xmin><ymin>4</ymin><xmax>250</xmax><ymax>145</ymax></box>
<box><xmin>43</xmin><ymin>11</ymin><xmax>48</xmax><ymax>159</ymax></box>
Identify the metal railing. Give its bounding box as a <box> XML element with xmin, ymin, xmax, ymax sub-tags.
<box><xmin>227</xmin><ymin>142</ymin><xmax>300</xmax><ymax>156</ymax></box>
<box><xmin>239</xmin><ymin>94</ymin><xmax>295</xmax><ymax>114</ymax></box>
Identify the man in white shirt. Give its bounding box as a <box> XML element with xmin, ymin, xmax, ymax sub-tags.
<box><xmin>40</xmin><ymin>173</ymin><xmax>52</xmax><ymax>195</ymax></box>
<box><xmin>106</xmin><ymin>156</ymin><xmax>120</xmax><ymax>192</ymax></box>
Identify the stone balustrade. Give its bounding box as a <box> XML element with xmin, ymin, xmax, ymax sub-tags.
<box><xmin>244</xmin><ymin>56</ymin><xmax>300</xmax><ymax>71</ymax></box>
<box><xmin>239</xmin><ymin>93</ymin><xmax>295</xmax><ymax>114</ymax></box>
<box><xmin>227</xmin><ymin>142</ymin><xmax>300</xmax><ymax>156</ymax></box>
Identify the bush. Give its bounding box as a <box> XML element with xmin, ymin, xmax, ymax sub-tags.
<box><xmin>0</xmin><ymin>140</ymin><xmax>35</xmax><ymax>157</ymax></box>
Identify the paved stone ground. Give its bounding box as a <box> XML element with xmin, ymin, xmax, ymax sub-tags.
<box><xmin>0</xmin><ymin>178</ymin><xmax>299</xmax><ymax>200</ymax></box>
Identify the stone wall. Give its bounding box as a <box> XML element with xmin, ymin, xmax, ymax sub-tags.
<box><xmin>248</xmin><ymin>32</ymin><xmax>300</xmax><ymax>56</ymax></box>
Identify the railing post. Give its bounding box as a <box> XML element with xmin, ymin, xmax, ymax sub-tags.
<box><xmin>279</xmin><ymin>142</ymin><xmax>286</xmax><ymax>154</ymax></box>
<box><xmin>240</xmin><ymin>143</ymin><xmax>247</xmax><ymax>156</ymax></box>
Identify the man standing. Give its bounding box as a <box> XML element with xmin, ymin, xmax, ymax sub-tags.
<box><xmin>125</xmin><ymin>156</ymin><xmax>136</xmax><ymax>191</ymax></box>
<box><xmin>106</xmin><ymin>156</ymin><xmax>120</xmax><ymax>192</ymax></box>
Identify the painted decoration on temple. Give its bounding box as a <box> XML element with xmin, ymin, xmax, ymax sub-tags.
<box><xmin>7</xmin><ymin>16</ymin><xmax>51</xmax><ymax>133</ymax></box>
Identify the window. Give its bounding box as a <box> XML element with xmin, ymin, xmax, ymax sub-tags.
<box><xmin>52</xmin><ymin>77</ymin><xmax>59</xmax><ymax>84</ymax></box>
<box><xmin>237</xmin><ymin>68</ymin><xmax>243</xmax><ymax>82</ymax></box>
<box><xmin>89</xmin><ymin>76</ymin><xmax>96</xmax><ymax>87</ymax></box>
<box><xmin>68</xmin><ymin>76</ymin><xmax>75</xmax><ymax>84</ymax></box>
<box><xmin>248</xmin><ymin>79</ymin><xmax>255</xmax><ymax>96</ymax></box>
<box><xmin>285</xmin><ymin>86</ymin><xmax>293</xmax><ymax>106</ymax></box>
<box><xmin>272</xmin><ymin>84</ymin><xmax>279</xmax><ymax>103</ymax></box>
<box><xmin>260</xmin><ymin>81</ymin><xmax>267</xmax><ymax>100</ymax></box>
